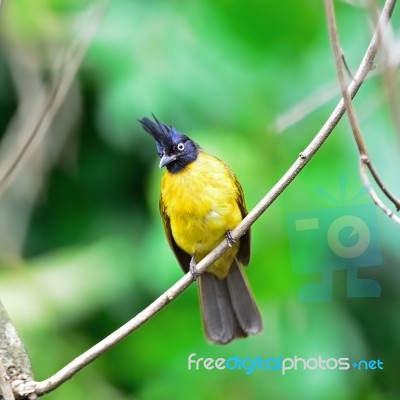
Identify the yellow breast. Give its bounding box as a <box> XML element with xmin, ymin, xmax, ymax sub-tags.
<box><xmin>161</xmin><ymin>151</ymin><xmax>243</xmax><ymax>278</ymax></box>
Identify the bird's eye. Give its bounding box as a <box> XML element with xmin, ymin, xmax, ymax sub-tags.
<box><xmin>177</xmin><ymin>142</ymin><xmax>185</xmax><ymax>151</ymax></box>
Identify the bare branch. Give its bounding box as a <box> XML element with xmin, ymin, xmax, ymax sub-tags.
<box><xmin>325</xmin><ymin>0</ymin><xmax>400</xmax><ymax>222</ymax></box>
<box><xmin>360</xmin><ymin>157</ymin><xmax>400</xmax><ymax>221</ymax></box>
<box><xmin>325</xmin><ymin>0</ymin><xmax>369</xmax><ymax>154</ymax></box>
<box><xmin>0</xmin><ymin>301</ymin><xmax>36</xmax><ymax>399</ymax></box>
<box><xmin>32</xmin><ymin>0</ymin><xmax>398</xmax><ymax>396</ymax></box>
<box><xmin>367</xmin><ymin>160</ymin><xmax>400</xmax><ymax>210</ymax></box>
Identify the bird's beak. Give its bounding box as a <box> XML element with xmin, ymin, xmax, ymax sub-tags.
<box><xmin>159</xmin><ymin>153</ymin><xmax>177</xmax><ymax>168</ymax></box>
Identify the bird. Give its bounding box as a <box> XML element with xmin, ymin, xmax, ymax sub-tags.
<box><xmin>139</xmin><ymin>116</ymin><xmax>262</xmax><ymax>345</ymax></box>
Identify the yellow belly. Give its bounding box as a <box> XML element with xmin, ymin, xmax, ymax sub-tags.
<box><xmin>161</xmin><ymin>151</ymin><xmax>242</xmax><ymax>279</ymax></box>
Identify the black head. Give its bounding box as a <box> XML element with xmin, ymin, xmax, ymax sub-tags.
<box><xmin>139</xmin><ymin>116</ymin><xmax>199</xmax><ymax>173</ymax></box>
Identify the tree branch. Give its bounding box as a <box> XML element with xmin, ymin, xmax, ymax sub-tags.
<box><xmin>31</xmin><ymin>0</ymin><xmax>398</xmax><ymax>396</ymax></box>
<box><xmin>325</xmin><ymin>0</ymin><xmax>400</xmax><ymax>223</ymax></box>
<box><xmin>0</xmin><ymin>301</ymin><xmax>36</xmax><ymax>399</ymax></box>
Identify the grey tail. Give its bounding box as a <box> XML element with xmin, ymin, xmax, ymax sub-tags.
<box><xmin>198</xmin><ymin>259</ymin><xmax>263</xmax><ymax>345</ymax></box>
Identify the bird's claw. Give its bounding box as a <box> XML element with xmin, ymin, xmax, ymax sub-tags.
<box><xmin>190</xmin><ymin>255</ymin><xmax>200</xmax><ymax>280</ymax></box>
<box><xmin>226</xmin><ymin>230</ymin><xmax>237</xmax><ymax>247</ymax></box>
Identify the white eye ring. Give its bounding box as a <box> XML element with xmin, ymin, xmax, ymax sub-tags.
<box><xmin>177</xmin><ymin>142</ymin><xmax>185</xmax><ymax>151</ymax></box>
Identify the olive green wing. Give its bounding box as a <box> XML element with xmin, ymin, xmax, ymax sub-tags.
<box><xmin>223</xmin><ymin>161</ymin><xmax>251</xmax><ymax>266</ymax></box>
<box><xmin>159</xmin><ymin>195</ymin><xmax>192</xmax><ymax>273</ymax></box>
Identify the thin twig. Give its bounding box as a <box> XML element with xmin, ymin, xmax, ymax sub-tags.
<box><xmin>360</xmin><ymin>157</ymin><xmax>400</xmax><ymax>220</ymax></box>
<box><xmin>325</xmin><ymin>0</ymin><xmax>369</xmax><ymax>154</ymax></box>
<box><xmin>341</xmin><ymin>51</ymin><xmax>356</xmax><ymax>81</ymax></box>
<box><xmin>33</xmin><ymin>0</ymin><xmax>397</xmax><ymax>395</ymax></box>
<box><xmin>325</xmin><ymin>0</ymin><xmax>400</xmax><ymax>222</ymax></box>
<box><xmin>0</xmin><ymin>1</ymin><xmax>108</xmax><ymax>199</ymax></box>
<box><xmin>367</xmin><ymin>161</ymin><xmax>400</xmax><ymax>210</ymax></box>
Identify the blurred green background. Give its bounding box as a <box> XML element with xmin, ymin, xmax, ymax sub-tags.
<box><xmin>0</xmin><ymin>0</ymin><xmax>399</xmax><ymax>399</ymax></box>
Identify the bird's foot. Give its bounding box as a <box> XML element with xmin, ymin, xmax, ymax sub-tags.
<box><xmin>189</xmin><ymin>255</ymin><xmax>200</xmax><ymax>280</ymax></box>
<box><xmin>226</xmin><ymin>230</ymin><xmax>237</xmax><ymax>247</ymax></box>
